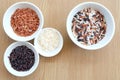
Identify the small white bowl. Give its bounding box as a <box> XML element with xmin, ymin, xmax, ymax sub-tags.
<box><xmin>66</xmin><ymin>2</ymin><xmax>115</xmax><ymax>50</ymax></box>
<box><xmin>4</xmin><ymin>42</ymin><xmax>39</xmax><ymax>77</ymax></box>
<box><xmin>3</xmin><ymin>2</ymin><xmax>44</xmax><ymax>41</ymax></box>
<box><xmin>34</xmin><ymin>28</ymin><xmax>63</xmax><ymax>57</ymax></box>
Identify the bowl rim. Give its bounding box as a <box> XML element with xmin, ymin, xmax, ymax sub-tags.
<box><xmin>34</xmin><ymin>27</ymin><xmax>64</xmax><ymax>57</ymax></box>
<box><xmin>3</xmin><ymin>41</ymin><xmax>40</xmax><ymax>77</ymax></box>
<box><xmin>3</xmin><ymin>1</ymin><xmax>44</xmax><ymax>41</ymax></box>
<box><xmin>66</xmin><ymin>2</ymin><xmax>115</xmax><ymax>50</ymax></box>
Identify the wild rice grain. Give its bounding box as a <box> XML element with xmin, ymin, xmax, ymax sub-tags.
<box><xmin>72</xmin><ymin>8</ymin><xmax>106</xmax><ymax>45</ymax></box>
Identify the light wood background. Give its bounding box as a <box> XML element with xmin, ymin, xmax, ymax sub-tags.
<box><xmin>0</xmin><ymin>0</ymin><xmax>120</xmax><ymax>80</ymax></box>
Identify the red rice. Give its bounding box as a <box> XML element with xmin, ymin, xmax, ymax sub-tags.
<box><xmin>11</xmin><ymin>8</ymin><xmax>40</xmax><ymax>36</ymax></box>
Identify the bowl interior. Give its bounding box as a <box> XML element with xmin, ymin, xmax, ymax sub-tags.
<box><xmin>3</xmin><ymin>2</ymin><xmax>44</xmax><ymax>41</ymax></box>
<box><xmin>34</xmin><ymin>28</ymin><xmax>63</xmax><ymax>57</ymax></box>
<box><xmin>4</xmin><ymin>42</ymin><xmax>39</xmax><ymax>77</ymax></box>
<box><xmin>67</xmin><ymin>2</ymin><xmax>115</xmax><ymax>50</ymax></box>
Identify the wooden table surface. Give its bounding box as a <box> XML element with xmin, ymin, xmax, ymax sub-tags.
<box><xmin>0</xmin><ymin>0</ymin><xmax>120</xmax><ymax>80</ymax></box>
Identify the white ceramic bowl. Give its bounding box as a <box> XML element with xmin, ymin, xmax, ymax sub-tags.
<box><xmin>4</xmin><ymin>42</ymin><xmax>39</xmax><ymax>77</ymax></box>
<box><xmin>66</xmin><ymin>2</ymin><xmax>115</xmax><ymax>50</ymax></box>
<box><xmin>3</xmin><ymin>2</ymin><xmax>44</xmax><ymax>41</ymax></box>
<box><xmin>34</xmin><ymin>28</ymin><xmax>63</xmax><ymax>57</ymax></box>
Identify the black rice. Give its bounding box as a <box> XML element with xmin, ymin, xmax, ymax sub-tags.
<box><xmin>8</xmin><ymin>45</ymin><xmax>35</xmax><ymax>71</ymax></box>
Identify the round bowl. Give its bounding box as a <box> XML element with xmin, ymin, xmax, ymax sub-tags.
<box><xmin>66</xmin><ymin>2</ymin><xmax>115</xmax><ymax>50</ymax></box>
<box><xmin>3</xmin><ymin>2</ymin><xmax>44</xmax><ymax>41</ymax></box>
<box><xmin>34</xmin><ymin>28</ymin><xmax>63</xmax><ymax>57</ymax></box>
<box><xmin>4</xmin><ymin>42</ymin><xmax>39</xmax><ymax>77</ymax></box>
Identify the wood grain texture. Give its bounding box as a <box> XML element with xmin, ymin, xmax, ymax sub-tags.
<box><xmin>0</xmin><ymin>0</ymin><xmax>120</xmax><ymax>80</ymax></box>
